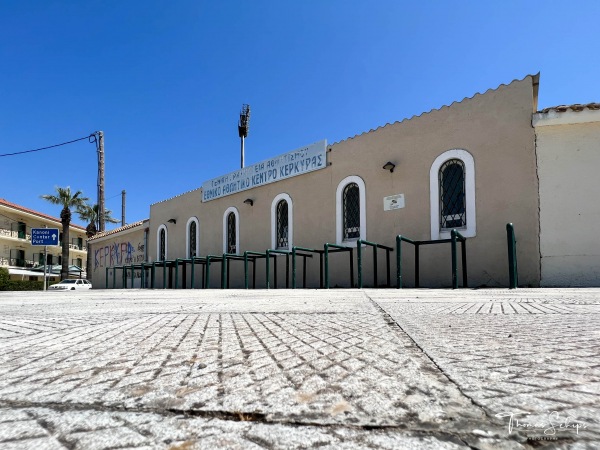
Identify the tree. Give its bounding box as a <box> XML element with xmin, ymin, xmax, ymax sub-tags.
<box><xmin>41</xmin><ymin>187</ymin><xmax>88</xmax><ymax>281</ymax></box>
<box><xmin>77</xmin><ymin>203</ymin><xmax>120</xmax><ymax>278</ymax></box>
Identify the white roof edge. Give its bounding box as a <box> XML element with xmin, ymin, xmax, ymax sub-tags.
<box><xmin>533</xmin><ymin>108</ymin><xmax>600</xmax><ymax>127</ymax></box>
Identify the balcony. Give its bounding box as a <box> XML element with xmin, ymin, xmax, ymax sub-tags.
<box><xmin>2</xmin><ymin>258</ymin><xmax>36</xmax><ymax>268</ymax></box>
<box><xmin>0</xmin><ymin>228</ymin><xmax>31</xmax><ymax>241</ymax></box>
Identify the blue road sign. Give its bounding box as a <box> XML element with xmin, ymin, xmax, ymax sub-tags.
<box><xmin>31</xmin><ymin>228</ymin><xmax>60</xmax><ymax>246</ymax></box>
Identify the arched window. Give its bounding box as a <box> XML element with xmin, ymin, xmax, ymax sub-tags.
<box><xmin>227</xmin><ymin>213</ymin><xmax>236</xmax><ymax>253</ymax></box>
<box><xmin>336</xmin><ymin>175</ymin><xmax>366</xmax><ymax>245</ymax></box>
<box><xmin>439</xmin><ymin>159</ymin><xmax>466</xmax><ymax>229</ymax></box>
<box><xmin>343</xmin><ymin>183</ymin><xmax>360</xmax><ymax>240</ymax></box>
<box><xmin>430</xmin><ymin>149</ymin><xmax>476</xmax><ymax>239</ymax></box>
<box><xmin>186</xmin><ymin>217</ymin><xmax>199</xmax><ymax>258</ymax></box>
<box><xmin>276</xmin><ymin>200</ymin><xmax>288</xmax><ymax>248</ymax></box>
<box><xmin>271</xmin><ymin>193</ymin><xmax>293</xmax><ymax>250</ymax></box>
<box><xmin>223</xmin><ymin>207</ymin><xmax>240</xmax><ymax>254</ymax></box>
<box><xmin>157</xmin><ymin>224</ymin><xmax>168</xmax><ymax>261</ymax></box>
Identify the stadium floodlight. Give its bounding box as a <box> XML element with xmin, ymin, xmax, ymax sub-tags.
<box><xmin>238</xmin><ymin>104</ymin><xmax>250</xmax><ymax>168</ymax></box>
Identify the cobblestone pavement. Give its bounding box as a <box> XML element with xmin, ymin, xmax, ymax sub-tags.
<box><xmin>0</xmin><ymin>288</ymin><xmax>598</xmax><ymax>449</ymax></box>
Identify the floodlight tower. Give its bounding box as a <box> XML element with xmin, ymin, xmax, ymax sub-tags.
<box><xmin>238</xmin><ymin>104</ymin><xmax>250</xmax><ymax>168</ymax></box>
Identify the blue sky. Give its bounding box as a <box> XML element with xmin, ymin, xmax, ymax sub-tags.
<box><xmin>1</xmin><ymin>1</ymin><xmax>599</xmax><ymax>228</ymax></box>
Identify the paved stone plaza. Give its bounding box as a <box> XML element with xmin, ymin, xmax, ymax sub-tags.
<box><xmin>0</xmin><ymin>288</ymin><xmax>598</xmax><ymax>449</ymax></box>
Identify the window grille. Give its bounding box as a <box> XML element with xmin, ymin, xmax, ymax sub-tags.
<box><xmin>227</xmin><ymin>212</ymin><xmax>237</xmax><ymax>254</ymax></box>
<box><xmin>439</xmin><ymin>159</ymin><xmax>466</xmax><ymax>229</ymax></box>
<box><xmin>276</xmin><ymin>200</ymin><xmax>289</xmax><ymax>248</ymax></box>
<box><xmin>189</xmin><ymin>221</ymin><xmax>197</xmax><ymax>257</ymax></box>
<box><xmin>343</xmin><ymin>182</ymin><xmax>360</xmax><ymax>240</ymax></box>
<box><xmin>159</xmin><ymin>229</ymin><xmax>166</xmax><ymax>261</ymax></box>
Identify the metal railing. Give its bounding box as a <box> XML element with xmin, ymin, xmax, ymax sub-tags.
<box><xmin>291</xmin><ymin>246</ymin><xmax>322</xmax><ymax>289</ymax></box>
<box><xmin>204</xmin><ymin>255</ymin><xmax>225</xmax><ymax>289</ymax></box>
<box><xmin>324</xmin><ymin>243</ymin><xmax>354</xmax><ymax>289</ymax></box>
<box><xmin>244</xmin><ymin>251</ymin><xmax>267</xmax><ymax>289</ymax></box>
<box><xmin>6</xmin><ymin>258</ymin><xmax>35</xmax><ymax>268</ymax></box>
<box><xmin>0</xmin><ymin>228</ymin><xmax>31</xmax><ymax>241</ymax></box>
<box><xmin>506</xmin><ymin>223</ymin><xmax>518</xmax><ymax>289</ymax></box>
<box><xmin>220</xmin><ymin>253</ymin><xmax>244</xmax><ymax>289</ymax></box>
<box><xmin>102</xmin><ymin>231</ymin><xmax>474</xmax><ymax>290</ymax></box>
<box><xmin>266</xmin><ymin>249</ymin><xmax>290</xmax><ymax>289</ymax></box>
<box><xmin>357</xmin><ymin>239</ymin><xmax>393</xmax><ymax>288</ymax></box>
<box><xmin>396</xmin><ymin>230</ymin><xmax>468</xmax><ymax>289</ymax></box>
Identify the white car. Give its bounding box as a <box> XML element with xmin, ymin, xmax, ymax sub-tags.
<box><xmin>49</xmin><ymin>279</ymin><xmax>92</xmax><ymax>290</ymax></box>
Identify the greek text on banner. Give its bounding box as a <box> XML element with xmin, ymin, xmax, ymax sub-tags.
<box><xmin>202</xmin><ymin>139</ymin><xmax>327</xmax><ymax>202</ymax></box>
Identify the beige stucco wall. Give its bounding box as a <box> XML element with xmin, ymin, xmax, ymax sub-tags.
<box><xmin>88</xmin><ymin>223</ymin><xmax>147</xmax><ymax>288</ymax></box>
<box><xmin>147</xmin><ymin>75</ymin><xmax>540</xmax><ymax>289</ymax></box>
<box><xmin>535</xmin><ymin>116</ymin><xmax>600</xmax><ymax>286</ymax></box>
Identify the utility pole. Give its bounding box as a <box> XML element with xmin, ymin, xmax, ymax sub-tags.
<box><xmin>238</xmin><ymin>104</ymin><xmax>250</xmax><ymax>169</ymax></box>
<box><xmin>94</xmin><ymin>131</ymin><xmax>106</xmax><ymax>232</ymax></box>
<box><xmin>121</xmin><ymin>190</ymin><xmax>126</xmax><ymax>226</ymax></box>
<box><xmin>43</xmin><ymin>225</ymin><xmax>47</xmax><ymax>291</ymax></box>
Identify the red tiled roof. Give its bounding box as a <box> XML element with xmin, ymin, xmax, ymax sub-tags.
<box><xmin>0</xmin><ymin>198</ymin><xmax>86</xmax><ymax>231</ymax></box>
<box><xmin>538</xmin><ymin>103</ymin><xmax>600</xmax><ymax>114</ymax></box>
<box><xmin>87</xmin><ymin>220</ymin><xmax>148</xmax><ymax>241</ymax></box>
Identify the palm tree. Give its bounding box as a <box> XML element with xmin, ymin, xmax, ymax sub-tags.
<box><xmin>41</xmin><ymin>187</ymin><xmax>88</xmax><ymax>280</ymax></box>
<box><xmin>77</xmin><ymin>203</ymin><xmax>120</xmax><ymax>278</ymax></box>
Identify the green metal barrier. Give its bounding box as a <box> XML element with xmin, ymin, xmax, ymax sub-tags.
<box><xmin>291</xmin><ymin>247</ymin><xmax>319</xmax><ymax>289</ymax></box>
<box><xmin>108</xmin><ymin>266</ymin><xmax>124</xmax><ymax>289</ymax></box>
<box><xmin>395</xmin><ymin>235</ymin><xmax>415</xmax><ymax>289</ymax></box>
<box><xmin>357</xmin><ymin>240</ymin><xmax>393</xmax><ymax>288</ymax></box>
<box><xmin>396</xmin><ymin>231</ymin><xmax>468</xmax><ymax>289</ymax></box>
<box><xmin>506</xmin><ymin>223</ymin><xmax>518</xmax><ymax>289</ymax></box>
<box><xmin>450</xmin><ymin>230</ymin><xmax>467</xmax><ymax>289</ymax></box>
<box><xmin>105</xmin><ymin>267</ymin><xmax>109</xmax><ymax>289</ymax></box>
<box><xmin>102</xmin><ymin>230</ymin><xmax>473</xmax><ymax>291</ymax></box>
<box><xmin>221</xmin><ymin>253</ymin><xmax>247</xmax><ymax>289</ymax></box>
<box><xmin>205</xmin><ymin>255</ymin><xmax>217</xmax><ymax>289</ymax></box>
<box><xmin>174</xmin><ymin>259</ymin><xmax>181</xmax><ymax>289</ymax></box>
<box><xmin>244</xmin><ymin>251</ymin><xmax>267</xmax><ymax>289</ymax></box>
<box><xmin>266</xmin><ymin>249</ymin><xmax>292</xmax><ymax>289</ymax></box>
<box><xmin>173</xmin><ymin>258</ymin><xmax>203</xmax><ymax>289</ymax></box>
<box><xmin>324</xmin><ymin>243</ymin><xmax>354</xmax><ymax>289</ymax></box>
<box><xmin>191</xmin><ymin>257</ymin><xmax>208</xmax><ymax>289</ymax></box>
<box><xmin>204</xmin><ymin>255</ymin><xmax>227</xmax><ymax>289</ymax></box>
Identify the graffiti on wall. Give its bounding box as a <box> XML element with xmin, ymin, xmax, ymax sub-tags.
<box><xmin>94</xmin><ymin>240</ymin><xmax>145</xmax><ymax>271</ymax></box>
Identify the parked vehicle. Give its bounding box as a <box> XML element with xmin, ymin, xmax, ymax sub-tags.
<box><xmin>49</xmin><ymin>279</ymin><xmax>92</xmax><ymax>290</ymax></box>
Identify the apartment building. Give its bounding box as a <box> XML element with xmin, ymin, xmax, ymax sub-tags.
<box><xmin>0</xmin><ymin>199</ymin><xmax>88</xmax><ymax>280</ymax></box>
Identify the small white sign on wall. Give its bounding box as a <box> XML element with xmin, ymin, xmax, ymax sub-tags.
<box><xmin>383</xmin><ymin>194</ymin><xmax>405</xmax><ymax>211</ymax></box>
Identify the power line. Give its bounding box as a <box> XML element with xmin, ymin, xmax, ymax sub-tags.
<box><xmin>0</xmin><ymin>135</ymin><xmax>92</xmax><ymax>158</ymax></box>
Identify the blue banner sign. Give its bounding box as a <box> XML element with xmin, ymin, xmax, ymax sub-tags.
<box><xmin>31</xmin><ymin>228</ymin><xmax>60</xmax><ymax>246</ymax></box>
<box><xmin>202</xmin><ymin>139</ymin><xmax>327</xmax><ymax>202</ymax></box>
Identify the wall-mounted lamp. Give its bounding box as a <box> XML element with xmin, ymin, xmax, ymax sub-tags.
<box><xmin>382</xmin><ymin>161</ymin><xmax>396</xmax><ymax>173</ymax></box>
<box><xmin>243</xmin><ymin>199</ymin><xmax>254</xmax><ymax>206</ymax></box>
<box><xmin>167</xmin><ymin>218</ymin><xmax>177</xmax><ymax>224</ymax></box>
